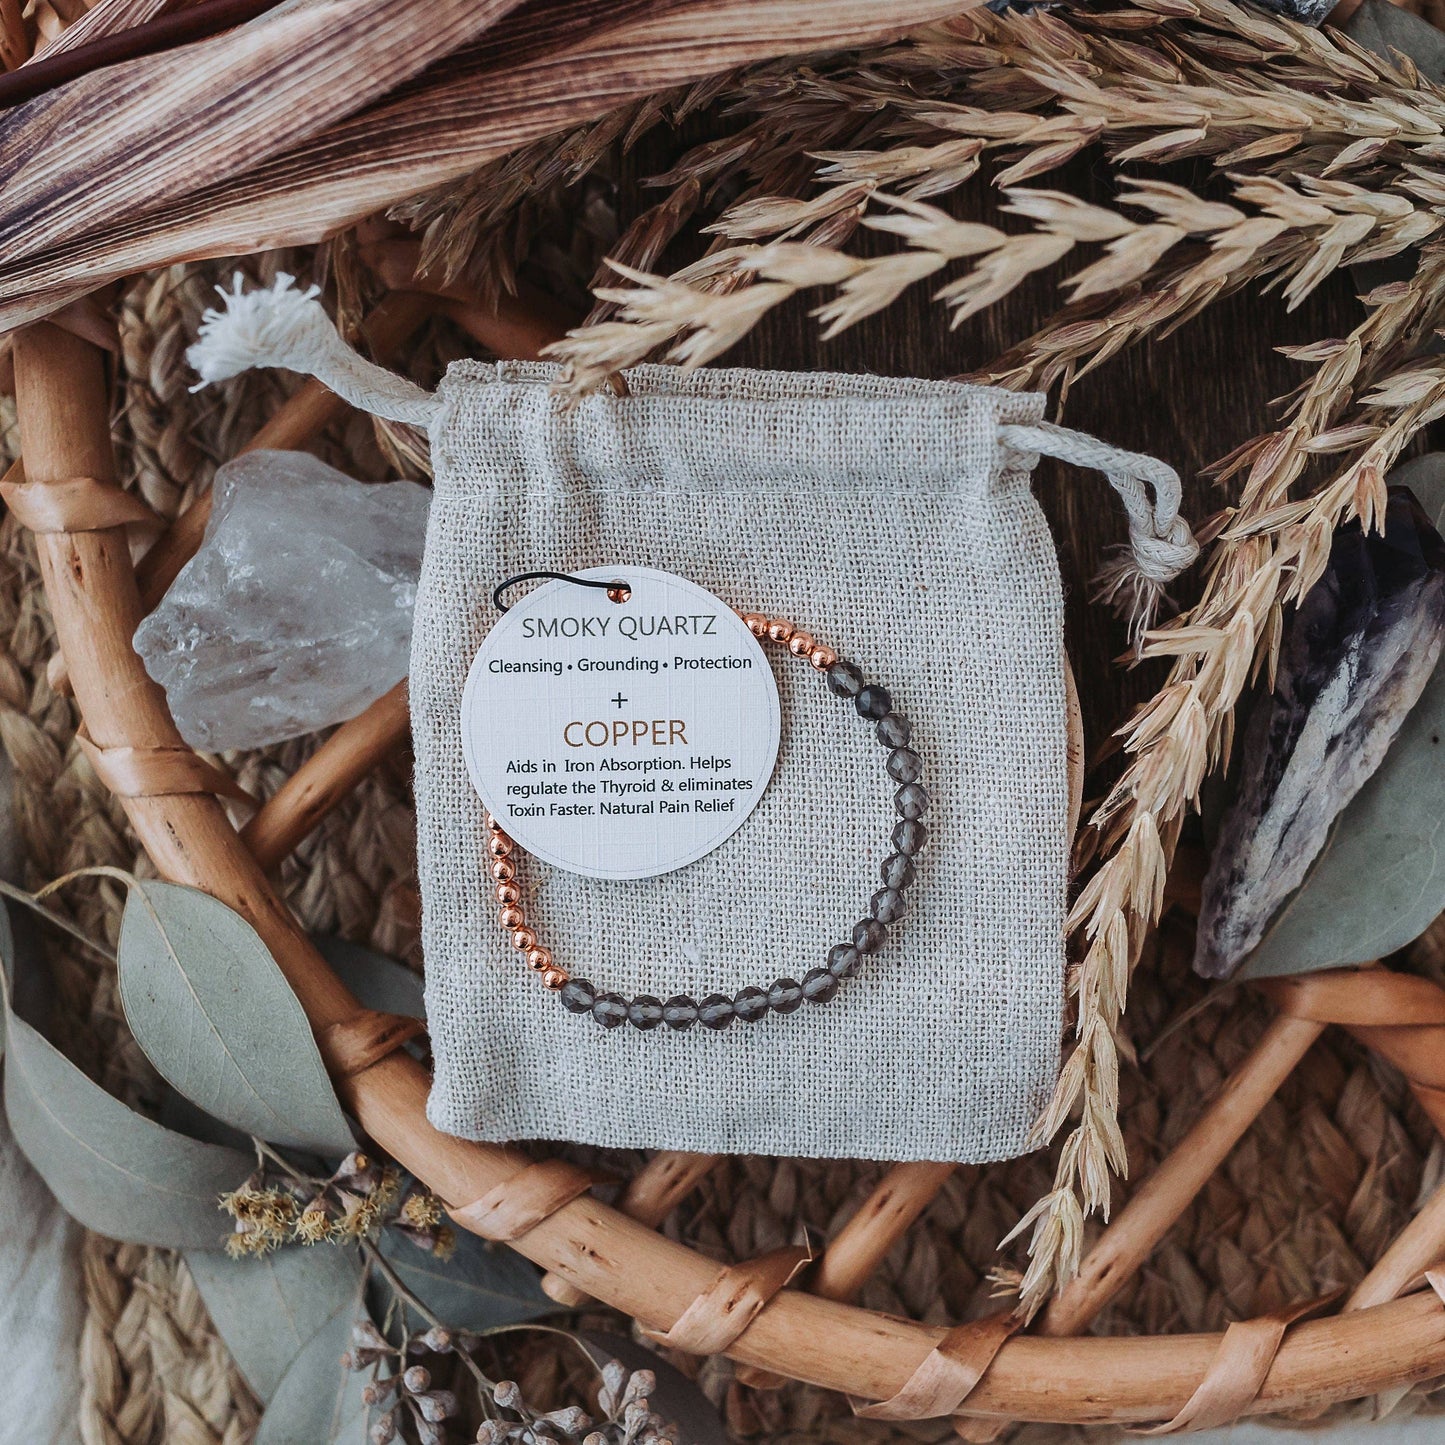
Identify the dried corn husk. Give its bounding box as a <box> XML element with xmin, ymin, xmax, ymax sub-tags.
<box><xmin>0</xmin><ymin>0</ymin><xmax>975</xmax><ymax>330</ymax></box>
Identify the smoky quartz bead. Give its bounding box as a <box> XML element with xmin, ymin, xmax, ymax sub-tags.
<box><xmin>887</xmin><ymin>747</ymin><xmax>923</xmax><ymax>784</ymax></box>
<box><xmin>768</xmin><ymin>977</ymin><xmax>804</xmax><ymax>1013</ymax></box>
<box><xmin>559</xmin><ymin>978</ymin><xmax>596</xmax><ymax>1014</ymax></box>
<box><xmin>893</xmin><ymin>819</ymin><xmax>928</xmax><ymax>856</ymax></box>
<box><xmin>826</xmin><ymin>658</ymin><xmax>863</xmax><ymax>698</ymax></box>
<box><xmin>592</xmin><ymin>991</ymin><xmax>628</xmax><ymax>1029</ymax></box>
<box><xmin>877</xmin><ymin>712</ymin><xmax>911</xmax><ymax>747</ymax></box>
<box><xmin>870</xmin><ymin>888</ymin><xmax>908</xmax><ymax>924</ymax></box>
<box><xmin>856</xmin><ymin>683</ymin><xmax>892</xmax><ymax>721</ymax></box>
<box><xmin>880</xmin><ymin>852</ymin><xmax>916</xmax><ymax>890</ymax></box>
<box><xmin>662</xmin><ymin>995</ymin><xmax>698</xmax><ymax>1030</ymax></box>
<box><xmin>853</xmin><ymin>918</ymin><xmax>888</xmax><ymax>954</ymax></box>
<box><xmin>733</xmin><ymin>985</ymin><xmax>770</xmax><ymax>1023</ymax></box>
<box><xmin>895</xmin><ymin>782</ymin><xmax>930</xmax><ymax>819</ymax></box>
<box><xmin>697</xmin><ymin>993</ymin><xmax>735</xmax><ymax>1029</ymax></box>
<box><xmin>628</xmin><ymin>995</ymin><xmax>664</xmax><ymax>1030</ymax></box>
<box><xmin>801</xmin><ymin>966</ymin><xmax>839</xmax><ymax>1003</ymax></box>
<box><xmin>827</xmin><ymin>942</ymin><xmax>861</xmax><ymax>979</ymax></box>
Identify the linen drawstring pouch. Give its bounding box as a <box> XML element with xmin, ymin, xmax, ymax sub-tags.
<box><xmin>186</xmin><ymin>277</ymin><xmax>1198</xmax><ymax>1164</ymax></box>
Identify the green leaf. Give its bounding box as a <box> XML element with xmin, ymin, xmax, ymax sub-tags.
<box><xmin>1242</xmin><ymin>455</ymin><xmax>1445</xmax><ymax>978</ymax></box>
<box><xmin>380</xmin><ymin>1221</ymin><xmax>553</xmax><ymax>1332</ymax></box>
<box><xmin>185</xmin><ymin>1245</ymin><xmax>366</xmax><ymax>1404</ymax></box>
<box><xmin>0</xmin><ymin>904</ymin><xmax>251</xmax><ymax>1248</ymax></box>
<box><xmin>116</xmin><ymin>880</ymin><xmax>355</xmax><ymax>1154</ymax></box>
<box><xmin>253</xmin><ymin>1289</ymin><xmax>373</xmax><ymax>1445</ymax></box>
<box><xmin>313</xmin><ymin>936</ymin><xmax>424</xmax><ymax>1020</ymax></box>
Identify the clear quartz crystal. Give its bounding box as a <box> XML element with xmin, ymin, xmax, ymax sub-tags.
<box><xmin>134</xmin><ymin>450</ymin><xmax>430</xmax><ymax>751</ymax></box>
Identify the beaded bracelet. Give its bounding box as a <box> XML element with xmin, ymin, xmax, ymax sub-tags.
<box><xmin>484</xmin><ymin>611</ymin><xmax>929</xmax><ymax>1031</ymax></box>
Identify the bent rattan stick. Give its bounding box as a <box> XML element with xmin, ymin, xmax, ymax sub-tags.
<box><xmin>21</xmin><ymin>319</ymin><xmax>1445</xmax><ymax>1425</ymax></box>
<box><xmin>1041</xmin><ymin>1011</ymin><xmax>1326</xmax><ymax>1338</ymax></box>
<box><xmin>240</xmin><ymin>679</ymin><xmax>410</xmax><ymax>871</ymax></box>
<box><xmin>542</xmin><ymin>1150</ymin><xmax>722</xmax><ymax>1307</ymax></box>
<box><xmin>814</xmin><ymin>1161</ymin><xmax>958</xmax><ymax>1303</ymax></box>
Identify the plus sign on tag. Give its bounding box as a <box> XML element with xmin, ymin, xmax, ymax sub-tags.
<box><xmin>460</xmin><ymin>567</ymin><xmax>782</xmax><ymax>880</ymax></box>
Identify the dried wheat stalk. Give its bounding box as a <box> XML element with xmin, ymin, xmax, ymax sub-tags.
<box><xmin>523</xmin><ymin>0</ymin><xmax>1445</xmax><ymax>1310</ymax></box>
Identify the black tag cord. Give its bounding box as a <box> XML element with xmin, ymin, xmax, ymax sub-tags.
<box><xmin>492</xmin><ymin>571</ymin><xmax>631</xmax><ymax>613</ymax></box>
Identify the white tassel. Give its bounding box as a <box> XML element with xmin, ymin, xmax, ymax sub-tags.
<box><xmin>186</xmin><ymin>273</ymin><xmax>438</xmax><ymax>427</ymax></box>
<box><xmin>999</xmin><ymin>421</ymin><xmax>1200</xmax><ymax>647</ymax></box>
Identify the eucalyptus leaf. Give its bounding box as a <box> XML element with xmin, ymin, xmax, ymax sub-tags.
<box><xmin>0</xmin><ymin>905</ymin><xmax>251</xmax><ymax>1248</ymax></box>
<box><xmin>380</xmin><ymin>1220</ymin><xmax>552</xmax><ymax>1332</ymax></box>
<box><xmin>253</xmin><ymin>1290</ymin><xmax>372</xmax><ymax>1445</ymax></box>
<box><xmin>185</xmin><ymin>1244</ymin><xmax>365</xmax><ymax>1404</ymax></box>
<box><xmin>580</xmin><ymin>1332</ymin><xmax>729</xmax><ymax>1445</ymax></box>
<box><xmin>1242</xmin><ymin>455</ymin><xmax>1445</xmax><ymax>978</ymax></box>
<box><xmin>117</xmin><ymin>879</ymin><xmax>355</xmax><ymax>1154</ymax></box>
<box><xmin>313</xmin><ymin>936</ymin><xmax>424</xmax><ymax>1020</ymax></box>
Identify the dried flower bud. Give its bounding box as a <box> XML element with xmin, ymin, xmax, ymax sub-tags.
<box><xmin>582</xmin><ymin>1433</ymin><xmax>609</xmax><ymax>1445</ymax></box>
<box><xmin>410</xmin><ymin>1413</ymin><xmax>444</xmax><ymax>1445</ymax></box>
<box><xmin>363</xmin><ymin>1375</ymin><xmax>400</xmax><ymax>1407</ymax></box>
<box><xmin>621</xmin><ymin>1370</ymin><xmax>655</xmax><ymax>1407</ymax></box>
<box><xmin>540</xmin><ymin>1406</ymin><xmax>592</xmax><ymax>1434</ymax></box>
<box><xmin>493</xmin><ymin>1380</ymin><xmax>523</xmax><ymax>1410</ymax></box>
<box><xmin>402</xmin><ymin>1364</ymin><xmax>432</xmax><ymax>1394</ymax></box>
<box><xmin>413</xmin><ymin>1389</ymin><xmax>457</xmax><ymax>1423</ymax></box>
<box><xmin>597</xmin><ymin>1360</ymin><xmax>628</xmax><ymax>1414</ymax></box>
<box><xmin>475</xmin><ymin>1423</ymin><xmax>507</xmax><ymax>1445</ymax></box>
<box><xmin>417</xmin><ymin>1325</ymin><xmax>453</xmax><ymax>1353</ymax></box>
<box><xmin>369</xmin><ymin>1411</ymin><xmax>397</xmax><ymax>1445</ymax></box>
<box><xmin>352</xmin><ymin>1320</ymin><xmax>390</xmax><ymax>1352</ymax></box>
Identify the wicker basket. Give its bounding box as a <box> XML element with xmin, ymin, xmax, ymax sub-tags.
<box><xmin>6</xmin><ymin>256</ymin><xmax>1445</xmax><ymax>1440</ymax></box>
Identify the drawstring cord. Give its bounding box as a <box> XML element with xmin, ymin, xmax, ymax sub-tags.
<box><xmin>999</xmin><ymin>421</ymin><xmax>1199</xmax><ymax>645</ymax></box>
<box><xmin>187</xmin><ymin>277</ymin><xmax>1199</xmax><ymax>642</ymax></box>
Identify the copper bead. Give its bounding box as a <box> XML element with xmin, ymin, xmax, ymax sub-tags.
<box><xmin>526</xmin><ymin>946</ymin><xmax>552</xmax><ymax>973</ymax></box>
<box><xmin>540</xmin><ymin>967</ymin><xmax>569</xmax><ymax>991</ymax></box>
<box><xmin>489</xmin><ymin>857</ymin><xmax>516</xmax><ymax>882</ymax></box>
<box><xmin>511</xmin><ymin>927</ymin><xmax>537</xmax><ymax>952</ymax></box>
<box><xmin>741</xmin><ymin>612</ymin><xmax>768</xmax><ymax>637</ymax></box>
<box><xmin>495</xmin><ymin>881</ymin><xmax>521</xmax><ymax>906</ymax></box>
<box><xmin>499</xmin><ymin>905</ymin><xmax>526</xmax><ymax>930</ymax></box>
<box><xmin>766</xmin><ymin>618</ymin><xmax>794</xmax><ymax>644</ymax></box>
<box><xmin>606</xmin><ymin>585</ymin><xmax>631</xmax><ymax>604</ymax></box>
<box><xmin>810</xmin><ymin>644</ymin><xmax>838</xmax><ymax>670</ymax></box>
<box><xmin>487</xmin><ymin>833</ymin><xmax>513</xmax><ymax>859</ymax></box>
<box><xmin>787</xmin><ymin>631</ymin><xmax>815</xmax><ymax>658</ymax></box>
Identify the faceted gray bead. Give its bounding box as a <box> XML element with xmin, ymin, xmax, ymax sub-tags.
<box><xmin>880</xmin><ymin>852</ymin><xmax>916</xmax><ymax>890</ymax></box>
<box><xmin>856</xmin><ymin>684</ymin><xmax>892</xmax><ymax>720</ymax></box>
<box><xmin>559</xmin><ymin>978</ymin><xmax>596</xmax><ymax>1014</ymax></box>
<box><xmin>892</xmin><ymin>819</ymin><xmax>928</xmax><ymax>856</ymax></box>
<box><xmin>853</xmin><ymin>918</ymin><xmax>888</xmax><ymax>954</ymax></box>
<box><xmin>697</xmin><ymin>993</ymin><xmax>735</xmax><ymax>1029</ymax></box>
<box><xmin>628</xmin><ymin>995</ymin><xmax>664</xmax><ymax>1030</ymax></box>
<box><xmin>895</xmin><ymin>782</ymin><xmax>930</xmax><ymax>819</ymax></box>
<box><xmin>733</xmin><ymin>985</ymin><xmax>770</xmax><ymax>1023</ymax></box>
<box><xmin>887</xmin><ymin>747</ymin><xmax>923</xmax><ymax>784</ymax></box>
<box><xmin>870</xmin><ymin>888</ymin><xmax>908</xmax><ymax>924</ymax></box>
<box><xmin>827</xmin><ymin>943</ymin><xmax>861</xmax><ymax>979</ymax></box>
<box><xmin>826</xmin><ymin>659</ymin><xmax>863</xmax><ymax>698</ymax></box>
<box><xmin>876</xmin><ymin>712</ymin><xmax>911</xmax><ymax>747</ymax></box>
<box><xmin>801</xmin><ymin>966</ymin><xmax>839</xmax><ymax>1003</ymax></box>
<box><xmin>592</xmin><ymin>992</ymin><xmax>628</xmax><ymax>1029</ymax></box>
<box><xmin>768</xmin><ymin>977</ymin><xmax>804</xmax><ymax>1013</ymax></box>
<box><xmin>662</xmin><ymin>995</ymin><xmax>698</xmax><ymax>1030</ymax></box>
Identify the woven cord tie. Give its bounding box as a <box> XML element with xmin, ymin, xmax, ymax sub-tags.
<box><xmin>851</xmin><ymin>1310</ymin><xmax>1019</xmax><ymax>1422</ymax></box>
<box><xmin>643</xmin><ymin>1243</ymin><xmax>813</xmax><ymax>1357</ymax></box>
<box><xmin>187</xmin><ymin>274</ymin><xmax>438</xmax><ymax>426</ymax></box>
<box><xmin>1128</xmin><ymin>1294</ymin><xmax>1339</xmax><ymax>1435</ymax></box>
<box><xmin>449</xmin><ymin>1159</ymin><xmax>601</xmax><ymax>1243</ymax></box>
<box><xmin>317</xmin><ymin>1008</ymin><xmax>425</xmax><ymax>1080</ymax></box>
<box><xmin>77</xmin><ymin>730</ymin><xmax>254</xmax><ymax>806</ymax></box>
<box><xmin>1</xmin><ymin>470</ymin><xmax>160</xmax><ymax>535</ymax></box>
<box><xmin>998</xmin><ymin>420</ymin><xmax>1199</xmax><ymax>645</ymax></box>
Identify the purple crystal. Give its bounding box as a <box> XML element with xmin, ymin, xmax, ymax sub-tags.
<box><xmin>1195</xmin><ymin>486</ymin><xmax>1445</xmax><ymax>978</ymax></box>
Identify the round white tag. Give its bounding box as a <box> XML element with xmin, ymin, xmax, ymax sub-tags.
<box><xmin>460</xmin><ymin>567</ymin><xmax>781</xmax><ymax>880</ymax></box>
